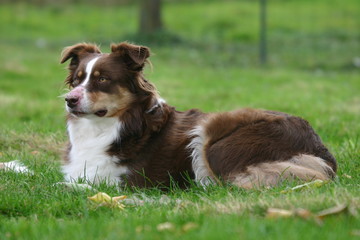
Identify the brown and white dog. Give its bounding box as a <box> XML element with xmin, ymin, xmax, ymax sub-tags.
<box><xmin>60</xmin><ymin>42</ymin><xmax>337</xmax><ymax>189</ymax></box>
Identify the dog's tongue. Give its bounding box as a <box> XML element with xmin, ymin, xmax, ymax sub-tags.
<box><xmin>95</xmin><ymin>110</ymin><xmax>107</xmax><ymax>117</ymax></box>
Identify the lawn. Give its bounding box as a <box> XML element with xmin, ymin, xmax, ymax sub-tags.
<box><xmin>0</xmin><ymin>0</ymin><xmax>359</xmax><ymax>239</ymax></box>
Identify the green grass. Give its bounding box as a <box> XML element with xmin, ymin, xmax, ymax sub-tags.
<box><xmin>0</xmin><ymin>0</ymin><xmax>359</xmax><ymax>239</ymax></box>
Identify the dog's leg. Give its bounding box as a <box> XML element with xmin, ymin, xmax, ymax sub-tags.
<box><xmin>229</xmin><ymin>154</ymin><xmax>335</xmax><ymax>189</ymax></box>
<box><xmin>188</xmin><ymin>126</ymin><xmax>217</xmax><ymax>187</ymax></box>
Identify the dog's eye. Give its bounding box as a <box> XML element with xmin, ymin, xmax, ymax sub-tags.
<box><xmin>98</xmin><ymin>77</ymin><xmax>108</xmax><ymax>83</ymax></box>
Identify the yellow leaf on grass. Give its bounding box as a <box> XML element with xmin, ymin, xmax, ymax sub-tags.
<box><xmin>112</xmin><ymin>195</ymin><xmax>127</xmax><ymax>201</ymax></box>
<box><xmin>88</xmin><ymin>192</ymin><xmax>127</xmax><ymax>210</ymax></box>
<box><xmin>266</xmin><ymin>204</ymin><xmax>350</xmax><ymax>221</ymax></box>
<box><xmin>295</xmin><ymin>208</ymin><xmax>313</xmax><ymax>219</ymax></box>
<box><xmin>266</xmin><ymin>208</ymin><xmax>293</xmax><ymax>218</ymax></box>
<box><xmin>88</xmin><ymin>192</ymin><xmax>112</xmax><ymax>203</ymax></box>
<box><xmin>266</xmin><ymin>208</ymin><xmax>314</xmax><ymax>220</ymax></box>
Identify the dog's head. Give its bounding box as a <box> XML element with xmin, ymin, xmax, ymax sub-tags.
<box><xmin>61</xmin><ymin>42</ymin><xmax>157</xmax><ymax>119</ymax></box>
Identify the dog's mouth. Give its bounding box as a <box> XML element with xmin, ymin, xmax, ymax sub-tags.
<box><xmin>71</xmin><ymin>111</ymin><xmax>86</xmax><ymax>117</ymax></box>
<box><xmin>70</xmin><ymin>109</ymin><xmax>108</xmax><ymax>117</ymax></box>
<box><xmin>94</xmin><ymin>110</ymin><xmax>108</xmax><ymax>117</ymax></box>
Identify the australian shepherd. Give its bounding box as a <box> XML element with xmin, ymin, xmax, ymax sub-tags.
<box><xmin>60</xmin><ymin>42</ymin><xmax>337</xmax><ymax>189</ymax></box>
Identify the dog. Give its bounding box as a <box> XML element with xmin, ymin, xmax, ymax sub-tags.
<box><xmin>60</xmin><ymin>42</ymin><xmax>337</xmax><ymax>189</ymax></box>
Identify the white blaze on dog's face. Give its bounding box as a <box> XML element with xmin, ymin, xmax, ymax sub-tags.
<box><xmin>60</xmin><ymin>42</ymin><xmax>151</xmax><ymax>119</ymax></box>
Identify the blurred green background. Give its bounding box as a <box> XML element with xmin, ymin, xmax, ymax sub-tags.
<box><xmin>0</xmin><ymin>0</ymin><xmax>359</xmax><ymax>138</ymax></box>
<box><xmin>1</xmin><ymin>0</ymin><xmax>359</xmax><ymax>68</ymax></box>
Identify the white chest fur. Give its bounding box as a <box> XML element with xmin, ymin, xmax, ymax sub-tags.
<box><xmin>62</xmin><ymin>116</ymin><xmax>128</xmax><ymax>185</ymax></box>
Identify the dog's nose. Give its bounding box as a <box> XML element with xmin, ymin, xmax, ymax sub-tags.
<box><xmin>65</xmin><ymin>87</ymin><xmax>84</xmax><ymax>108</ymax></box>
<box><xmin>65</xmin><ymin>97</ymin><xmax>79</xmax><ymax>108</ymax></box>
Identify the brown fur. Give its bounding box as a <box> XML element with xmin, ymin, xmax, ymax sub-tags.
<box><xmin>202</xmin><ymin>109</ymin><xmax>337</xmax><ymax>180</ymax></box>
<box><xmin>61</xmin><ymin>42</ymin><xmax>337</xmax><ymax>189</ymax></box>
<box><xmin>108</xmin><ymin>108</ymin><xmax>205</xmax><ymax>188</ymax></box>
<box><xmin>89</xmin><ymin>87</ymin><xmax>135</xmax><ymax>117</ymax></box>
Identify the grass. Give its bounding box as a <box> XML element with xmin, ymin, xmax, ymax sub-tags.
<box><xmin>0</xmin><ymin>0</ymin><xmax>359</xmax><ymax>239</ymax></box>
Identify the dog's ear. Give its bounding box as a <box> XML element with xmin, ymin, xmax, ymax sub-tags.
<box><xmin>111</xmin><ymin>42</ymin><xmax>150</xmax><ymax>71</ymax></box>
<box><xmin>60</xmin><ymin>43</ymin><xmax>101</xmax><ymax>68</ymax></box>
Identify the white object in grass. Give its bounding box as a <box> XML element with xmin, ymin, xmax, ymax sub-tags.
<box><xmin>0</xmin><ymin>160</ymin><xmax>33</xmax><ymax>174</ymax></box>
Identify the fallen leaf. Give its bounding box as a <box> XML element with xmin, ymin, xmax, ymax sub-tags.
<box><xmin>88</xmin><ymin>192</ymin><xmax>112</xmax><ymax>203</ymax></box>
<box><xmin>31</xmin><ymin>151</ymin><xmax>40</xmax><ymax>155</ymax></box>
<box><xmin>112</xmin><ymin>195</ymin><xmax>127</xmax><ymax>201</ymax></box>
<box><xmin>281</xmin><ymin>179</ymin><xmax>327</xmax><ymax>193</ymax></box>
<box><xmin>294</xmin><ymin>208</ymin><xmax>313</xmax><ymax>219</ymax></box>
<box><xmin>182</xmin><ymin>222</ymin><xmax>199</xmax><ymax>232</ymax></box>
<box><xmin>157</xmin><ymin>222</ymin><xmax>175</xmax><ymax>232</ymax></box>
<box><xmin>342</xmin><ymin>174</ymin><xmax>352</xmax><ymax>179</ymax></box>
<box><xmin>266</xmin><ymin>205</ymin><xmax>350</xmax><ymax>223</ymax></box>
<box><xmin>267</xmin><ymin>208</ymin><xmax>318</xmax><ymax>221</ymax></box>
<box><xmin>316</xmin><ymin>204</ymin><xmax>348</xmax><ymax>219</ymax></box>
<box><xmin>266</xmin><ymin>208</ymin><xmax>293</xmax><ymax>218</ymax></box>
<box><xmin>88</xmin><ymin>192</ymin><xmax>127</xmax><ymax>209</ymax></box>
